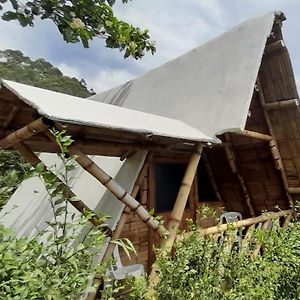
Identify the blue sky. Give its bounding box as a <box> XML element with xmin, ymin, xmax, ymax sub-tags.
<box><xmin>0</xmin><ymin>0</ymin><xmax>299</xmax><ymax>93</ymax></box>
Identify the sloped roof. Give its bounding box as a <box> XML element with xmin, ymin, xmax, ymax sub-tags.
<box><xmin>91</xmin><ymin>11</ymin><xmax>284</xmax><ymax>139</ymax></box>
<box><xmin>0</xmin><ymin>79</ymin><xmax>215</xmax><ymax>144</ymax></box>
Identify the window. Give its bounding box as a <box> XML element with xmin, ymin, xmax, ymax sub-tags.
<box><xmin>154</xmin><ymin>162</ymin><xmax>185</xmax><ymax>213</ymax></box>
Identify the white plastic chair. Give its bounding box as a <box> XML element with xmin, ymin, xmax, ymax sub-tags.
<box><xmin>219</xmin><ymin>211</ymin><xmax>242</xmax><ymax>224</ymax></box>
<box><xmin>106</xmin><ymin>245</ymin><xmax>145</xmax><ymax>280</ymax></box>
<box><xmin>219</xmin><ymin>211</ymin><xmax>243</xmax><ymax>248</ymax></box>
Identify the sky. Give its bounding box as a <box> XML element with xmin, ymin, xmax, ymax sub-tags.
<box><xmin>0</xmin><ymin>0</ymin><xmax>299</xmax><ymax>93</ymax></box>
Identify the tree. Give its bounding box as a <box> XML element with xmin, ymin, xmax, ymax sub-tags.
<box><xmin>0</xmin><ymin>0</ymin><xmax>156</xmax><ymax>59</ymax></box>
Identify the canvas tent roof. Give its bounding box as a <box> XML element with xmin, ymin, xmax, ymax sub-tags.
<box><xmin>91</xmin><ymin>11</ymin><xmax>285</xmax><ymax>139</ymax></box>
<box><xmin>0</xmin><ymin>80</ymin><xmax>215</xmax><ymax>147</ymax></box>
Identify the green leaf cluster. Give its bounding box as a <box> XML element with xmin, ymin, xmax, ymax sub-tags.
<box><xmin>1</xmin><ymin>0</ymin><xmax>156</xmax><ymax>59</ymax></box>
<box><xmin>127</xmin><ymin>213</ymin><xmax>300</xmax><ymax>300</ymax></box>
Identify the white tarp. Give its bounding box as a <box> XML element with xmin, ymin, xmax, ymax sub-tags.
<box><xmin>91</xmin><ymin>12</ymin><xmax>279</xmax><ymax>138</ymax></box>
<box><xmin>0</xmin><ymin>151</ymin><xmax>146</xmax><ymax>239</ymax></box>
<box><xmin>1</xmin><ymin>79</ymin><xmax>215</xmax><ymax>144</ymax></box>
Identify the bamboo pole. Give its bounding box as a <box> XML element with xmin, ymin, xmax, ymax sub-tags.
<box><xmin>233</xmin><ymin>130</ymin><xmax>272</xmax><ymax>141</ymax></box>
<box><xmin>190</xmin><ymin>210</ymin><xmax>292</xmax><ymax>237</ymax></box>
<box><xmin>282</xmin><ymin>214</ymin><xmax>293</xmax><ymax>229</ymax></box>
<box><xmin>240</xmin><ymin>224</ymin><xmax>255</xmax><ymax>252</ymax></box>
<box><xmin>251</xmin><ymin>220</ymin><xmax>272</xmax><ymax>258</ymax></box>
<box><xmin>203</xmin><ymin>153</ymin><xmax>222</xmax><ymax>201</ymax></box>
<box><xmin>102</xmin><ymin>154</ymin><xmax>152</xmax><ymax>263</ymax></box>
<box><xmin>223</xmin><ymin>140</ymin><xmax>255</xmax><ymax>217</ymax></box>
<box><xmin>86</xmin><ymin>157</ymin><xmax>151</xmax><ymax>300</ymax></box>
<box><xmin>287</xmin><ymin>187</ymin><xmax>300</xmax><ymax>194</ymax></box>
<box><xmin>257</xmin><ymin>79</ymin><xmax>294</xmax><ymax>207</ymax></box>
<box><xmin>13</xmin><ymin>142</ymin><xmax>110</xmax><ymax>232</ymax></box>
<box><xmin>60</xmin><ymin>142</ymin><xmax>168</xmax><ymax>238</ymax></box>
<box><xmin>147</xmin><ymin>144</ymin><xmax>203</xmax><ymax>292</ymax></box>
<box><xmin>165</xmin><ymin>143</ymin><xmax>203</xmax><ymax>250</ymax></box>
<box><xmin>264</xmin><ymin>98</ymin><xmax>299</xmax><ymax>110</ymax></box>
<box><xmin>264</xmin><ymin>40</ymin><xmax>285</xmax><ymax>54</ymax></box>
<box><xmin>0</xmin><ymin>117</ymin><xmax>49</xmax><ymax>149</ymax></box>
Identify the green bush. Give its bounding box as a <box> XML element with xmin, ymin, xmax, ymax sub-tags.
<box><xmin>128</xmin><ymin>214</ymin><xmax>300</xmax><ymax>300</ymax></box>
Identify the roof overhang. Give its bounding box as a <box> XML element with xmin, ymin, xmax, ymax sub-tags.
<box><xmin>0</xmin><ymin>80</ymin><xmax>217</xmax><ymax>157</ymax></box>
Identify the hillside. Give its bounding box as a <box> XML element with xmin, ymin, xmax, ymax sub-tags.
<box><xmin>0</xmin><ymin>49</ymin><xmax>94</xmax><ymax>98</ymax></box>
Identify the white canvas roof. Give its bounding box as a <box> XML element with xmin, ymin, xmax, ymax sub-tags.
<box><xmin>91</xmin><ymin>11</ymin><xmax>282</xmax><ymax>139</ymax></box>
<box><xmin>1</xmin><ymin>79</ymin><xmax>215</xmax><ymax>144</ymax></box>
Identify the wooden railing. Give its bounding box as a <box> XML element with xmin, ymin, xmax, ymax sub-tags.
<box><xmin>178</xmin><ymin>209</ymin><xmax>294</xmax><ymax>257</ymax></box>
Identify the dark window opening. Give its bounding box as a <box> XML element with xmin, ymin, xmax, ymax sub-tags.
<box><xmin>197</xmin><ymin>158</ymin><xmax>218</xmax><ymax>202</ymax></box>
<box><xmin>155</xmin><ymin>162</ymin><xmax>186</xmax><ymax>213</ymax></box>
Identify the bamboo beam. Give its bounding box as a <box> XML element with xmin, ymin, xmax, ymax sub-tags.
<box><xmin>233</xmin><ymin>130</ymin><xmax>272</xmax><ymax>141</ymax></box>
<box><xmin>203</xmin><ymin>153</ymin><xmax>222</xmax><ymax>201</ymax></box>
<box><xmin>190</xmin><ymin>210</ymin><xmax>292</xmax><ymax>237</ymax></box>
<box><xmin>223</xmin><ymin>139</ymin><xmax>255</xmax><ymax>217</ymax></box>
<box><xmin>102</xmin><ymin>154</ymin><xmax>152</xmax><ymax>263</ymax></box>
<box><xmin>264</xmin><ymin>98</ymin><xmax>299</xmax><ymax>111</ymax></box>
<box><xmin>147</xmin><ymin>144</ymin><xmax>203</xmax><ymax>291</ymax></box>
<box><xmin>165</xmin><ymin>143</ymin><xmax>203</xmax><ymax>250</ymax></box>
<box><xmin>251</xmin><ymin>220</ymin><xmax>272</xmax><ymax>258</ymax></box>
<box><xmin>0</xmin><ymin>117</ymin><xmax>49</xmax><ymax>149</ymax></box>
<box><xmin>240</xmin><ymin>224</ymin><xmax>255</xmax><ymax>252</ymax></box>
<box><xmin>287</xmin><ymin>187</ymin><xmax>300</xmax><ymax>194</ymax></box>
<box><xmin>62</xmin><ymin>142</ymin><xmax>168</xmax><ymax>238</ymax></box>
<box><xmin>282</xmin><ymin>214</ymin><xmax>292</xmax><ymax>230</ymax></box>
<box><xmin>13</xmin><ymin>142</ymin><xmax>110</xmax><ymax>232</ymax></box>
<box><xmin>257</xmin><ymin>79</ymin><xmax>294</xmax><ymax>207</ymax></box>
<box><xmin>264</xmin><ymin>40</ymin><xmax>285</xmax><ymax>54</ymax></box>
<box><xmin>86</xmin><ymin>157</ymin><xmax>151</xmax><ymax>300</ymax></box>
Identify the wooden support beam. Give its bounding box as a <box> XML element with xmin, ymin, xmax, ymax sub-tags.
<box><xmin>102</xmin><ymin>154</ymin><xmax>152</xmax><ymax>263</ymax></box>
<box><xmin>59</xmin><ymin>141</ymin><xmax>168</xmax><ymax>237</ymax></box>
<box><xmin>257</xmin><ymin>79</ymin><xmax>294</xmax><ymax>207</ymax></box>
<box><xmin>147</xmin><ymin>143</ymin><xmax>203</xmax><ymax>292</ymax></box>
<box><xmin>223</xmin><ymin>138</ymin><xmax>255</xmax><ymax>217</ymax></box>
<box><xmin>233</xmin><ymin>130</ymin><xmax>272</xmax><ymax>141</ymax></box>
<box><xmin>251</xmin><ymin>220</ymin><xmax>272</xmax><ymax>258</ymax></box>
<box><xmin>191</xmin><ymin>210</ymin><xmax>292</xmax><ymax>237</ymax></box>
<box><xmin>0</xmin><ymin>117</ymin><xmax>49</xmax><ymax>149</ymax></box>
<box><xmin>13</xmin><ymin>142</ymin><xmax>110</xmax><ymax>232</ymax></box>
<box><xmin>203</xmin><ymin>153</ymin><xmax>222</xmax><ymax>201</ymax></box>
<box><xmin>287</xmin><ymin>187</ymin><xmax>300</xmax><ymax>194</ymax></box>
<box><xmin>264</xmin><ymin>40</ymin><xmax>285</xmax><ymax>54</ymax></box>
<box><xmin>86</xmin><ymin>156</ymin><xmax>152</xmax><ymax>300</ymax></box>
<box><xmin>264</xmin><ymin>98</ymin><xmax>299</xmax><ymax>111</ymax></box>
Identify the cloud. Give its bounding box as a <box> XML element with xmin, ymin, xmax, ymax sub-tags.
<box><xmin>57</xmin><ymin>63</ymin><xmax>81</xmax><ymax>79</ymax></box>
<box><xmin>86</xmin><ymin>69</ymin><xmax>137</xmax><ymax>93</ymax></box>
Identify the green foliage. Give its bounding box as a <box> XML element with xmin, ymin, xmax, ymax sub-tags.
<box><xmin>0</xmin><ymin>49</ymin><xmax>96</xmax><ymax>209</ymax></box>
<box><xmin>0</xmin><ymin>129</ymin><xmax>135</xmax><ymax>299</ymax></box>
<box><xmin>0</xmin><ymin>49</ymin><xmax>94</xmax><ymax>97</ymax></box>
<box><xmin>127</xmin><ymin>213</ymin><xmax>300</xmax><ymax>300</ymax></box>
<box><xmin>1</xmin><ymin>0</ymin><xmax>156</xmax><ymax>59</ymax></box>
<box><xmin>0</xmin><ymin>150</ymin><xmax>27</xmax><ymax>209</ymax></box>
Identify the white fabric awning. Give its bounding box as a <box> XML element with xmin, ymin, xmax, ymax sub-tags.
<box><xmin>1</xmin><ymin>79</ymin><xmax>216</xmax><ymax>144</ymax></box>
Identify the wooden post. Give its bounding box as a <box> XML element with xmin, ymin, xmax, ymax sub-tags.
<box><xmin>251</xmin><ymin>220</ymin><xmax>272</xmax><ymax>258</ymax></box>
<box><xmin>233</xmin><ymin>130</ymin><xmax>272</xmax><ymax>141</ymax></box>
<box><xmin>165</xmin><ymin>143</ymin><xmax>203</xmax><ymax>250</ymax></box>
<box><xmin>86</xmin><ymin>157</ymin><xmax>151</xmax><ymax>300</ymax></box>
<box><xmin>257</xmin><ymin>79</ymin><xmax>294</xmax><ymax>207</ymax></box>
<box><xmin>223</xmin><ymin>139</ymin><xmax>256</xmax><ymax>217</ymax></box>
<box><xmin>176</xmin><ymin>209</ymin><xmax>293</xmax><ymax>238</ymax></box>
<box><xmin>264</xmin><ymin>98</ymin><xmax>299</xmax><ymax>110</ymax></box>
<box><xmin>61</xmin><ymin>141</ymin><xmax>168</xmax><ymax>237</ymax></box>
<box><xmin>0</xmin><ymin>117</ymin><xmax>49</xmax><ymax>149</ymax></box>
<box><xmin>13</xmin><ymin>142</ymin><xmax>109</xmax><ymax>231</ymax></box>
<box><xmin>147</xmin><ymin>143</ymin><xmax>203</xmax><ymax>292</ymax></box>
<box><xmin>203</xmin><ymin>153</ymin><xmax>222</xmax><ymax>201</ymax></box>
<box><xmin>102</xmin><ymin>154</ymin><xmax>152</xmax><ymax>263</ymax></box>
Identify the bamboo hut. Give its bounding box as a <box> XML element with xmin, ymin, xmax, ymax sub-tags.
<box><xmin>0</xmin><ymin>10</ymin><xmax>299</xmax><ymax>293</ymax></box>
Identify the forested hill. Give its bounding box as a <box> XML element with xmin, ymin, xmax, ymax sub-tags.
<box><xmin>0</xmin><ymin>49</ymin><xmax>94</xmax><ymax>98</ymax></box>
